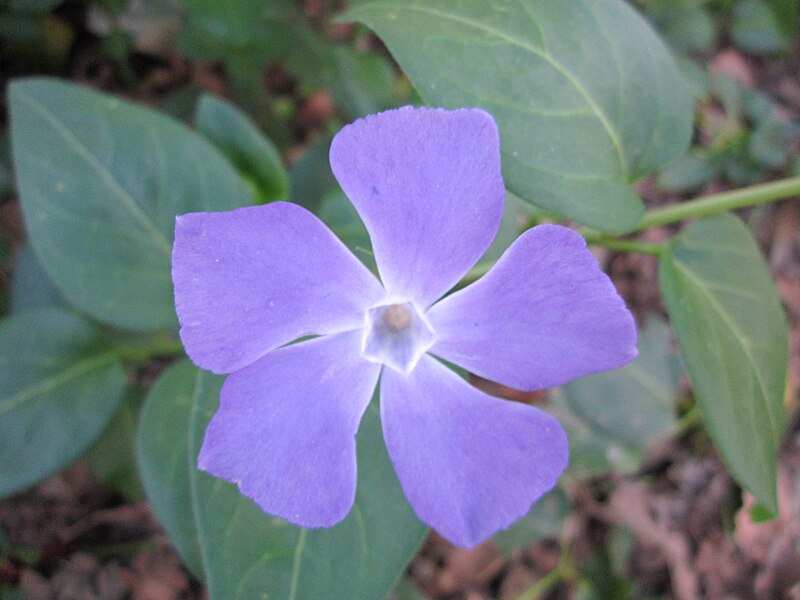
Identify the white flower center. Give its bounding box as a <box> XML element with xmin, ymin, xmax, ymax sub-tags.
<box><xmin>361</xmin><ymin>301</ymin><xmax>437</xmax><ymax>374</ymax></box>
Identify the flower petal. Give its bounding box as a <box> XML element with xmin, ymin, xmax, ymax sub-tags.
<box><xmin>427</xmin><ymin>225</ymin><xmax>637</xmax><ymax>391</ymax></box>
<box><xmin>198</xmin><ymin>330</ymin><xmax>380</xmax><ymax>528</ymax></box>
<box><xmin>381</xmin><ymin>355</ymin><xmax>568</xmax><ymax>548</ymax></box>
<box><xmin>330</xmin><ymin>106</ymin><xmax>505</xmax><ymax>307</ymax></box>
<box><xmin>172</xmin><ymin>202</ymin><xmax>385</xmax><ymax>374</ymax></box>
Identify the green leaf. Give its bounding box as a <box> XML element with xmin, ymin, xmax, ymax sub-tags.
<box><xmin>195</xmin><ymin>94</ymin><xmax>289</xmax><ymax>203</ymax></box>
<box><xmin>749</xmin><ymin>502</ymin><xmax>776</xmax><ymax>522</ymax></box>
<box><xmin>328</xmin><ymin>45</ymin><xmax>403</xmax><ymax>119</ymax></box>
<box><xmin>0</xmin><ymin>309</ymin><xmax>126</xmax><ymax>497</ymax></box>
<box><xmin>343</xmin><ymin>0</ymin><xmax>693</xmax><ymax>232</ymax></box>
<box><xmin>289</xmin><ymin>137</ymin><xmax>336</xmax><ymax>214</ymax></box>
<box><xmin>9</xmin><ymin>78</ymin><xmax>252</xmax><ymax>331</ymax></box>
<box><xmin>657</xmin><ymin>151</ymin><xmax>720</xmax><ymax>193</ymax></box>
<box><xmin>748</xmin><ymin>120</ymin><xmax>797</xmax><ymax>169</ymax></box>
<box><xmin>179</xmin><ymin>0</ymin><xmax>304</xmax><ymax>59</ymax></box>
<box><xmin>549</xmin><ymin>317</ymin><xmax>680</xmax><ymax>475</ymax></box>
<box><xmin>644</xmin><ymin>0</ymin><xmax>716</xmax><ymax>53</ymax></box>
<box><xmin>138</xmin><ymin>360</ymin><xmax>427</xmax><ymax>600</ymax></box>
<box><xmin>731</xmin><ymin>0</ymin><xmax>785</xmax><ymax>55</ymax></box>
<box><xmin>766</xmin><ymin>0</ymin><xmax>797</xmax><ymax>38</ymax></box>
<box><xmin>11</xmin><ymin>245</ymin><xmax>66</xmax><ymax>312</ymax></box>
<box><xmin>136</xmin><ymin>361</ymin><xmax>203</xmax><ymax>575</ymax></box>
<box><xmin>659</xmin><ymin>213</ymin><xmax>787</xmax><ymax>513</ymax></box>
<box><xmin>86</xmin><ymin>385</ymin><xmax>145</xmax><ymax>500</ymax></box>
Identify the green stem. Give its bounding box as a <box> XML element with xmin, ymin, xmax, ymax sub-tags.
<box><xmin>634</xmin><ymin>176</ymin><xmax>800</xmax><ymax>232</ymax></box>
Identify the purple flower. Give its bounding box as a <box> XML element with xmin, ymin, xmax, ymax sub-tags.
<box><xmin>171</xmin><ymin>106</ymin><xmax>637</xmax><ymax>548</ymax></box>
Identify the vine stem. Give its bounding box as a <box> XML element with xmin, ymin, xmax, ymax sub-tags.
<box><xmin>458</xmin><ymin>177</ymin><xmax>800</xmax><ymax>281</ymax></box>
<box><xmin>632</xmin><ymin>176</ymin><xmax>800</xmax><ymax>232</ymax></box>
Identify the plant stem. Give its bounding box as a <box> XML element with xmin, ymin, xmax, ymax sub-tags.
<box><xmin>634</xmin><ymin>176</ymin><xmax>800</xmax><ymax>232</ymax></box>
<box><xmin>462</xmin><ymin>177</ymin><xmax>799</xmax><ymax>273</ymax></box>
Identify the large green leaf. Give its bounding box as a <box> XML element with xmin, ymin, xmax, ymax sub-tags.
<box><xmin>10</xmin><ymin>244</ymin><xmax>66</xmax><ymax>312</ymax></box>
<box><xmin>195</xmin><ymin>94</ymin><xmax>289</xmax><ymax>204</ymax></box>
<box><xmin>138</xmin><ymin>360</ymin><xmax>427</xmax><ymax>600</ymax></box>
<box><xmin>0</xmin><ymin>309</ymin><xmax>126</xmax><ymax>497</ymax></box>
<box><xmin>343</xmin><ymin>0</ymin><xmax>693</xmax><ymax>232</ymax></box>
<box><xmin>731</xmin><ymin>0</ymin><xmax>786</xmax><ymax>55</ymax></box>
<box><xmin>660</xmin><ymin>214</ymin><xmax>787</xmax><ymax>513</ymax></box>
<box><xmin>9</xmin><ymin>78</ymin><xmax>251</xmax><ymax>331</ymax></box>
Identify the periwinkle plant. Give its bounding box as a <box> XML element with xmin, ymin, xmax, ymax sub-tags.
<box><xmin>3</xmin><ymin>0</ymin><xmax>796</xmax><ymax>597</ymax></box>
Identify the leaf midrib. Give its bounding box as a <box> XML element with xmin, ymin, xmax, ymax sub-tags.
<box><xmin>0</xmin><ymin>351</ymin><xmax>119</xmax><ymax>417</ymax></box>
<box><xmin>351</xmin><ymin>1</ymin><xmax>628</xmax><ymax>175</ymax></box>
<box><xmin>671</xmin><ymin>259</ymin><xmax>780</xmax><ymax>456</ymax></box>
<box><xmin>16</xmin><ymin>91</ymin><xmax>172</xmax><ymax>257</ymax></box>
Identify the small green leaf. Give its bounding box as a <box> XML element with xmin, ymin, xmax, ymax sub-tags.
<box><xmin>731</xmin><ymin>0</ymin><xmax>785</xmax><ymax>55</ymax></box>
<box><xmin>723</xmin><ymin>155</ymin><xmax>766</xmax><ymax>186</ymax></box>
<box><xmin>748</xmin><ymin>120</ymin><xmax>797</xmax><ymax>169</ymax></box>
<box><xmin>343</xmin><ymin>0</ymin><xmax>693</xmax><ymax>232</ymax></box>
<box><xmin>9</xmin><ymin>78</ymin><xmax>251</xmax><ymax>331</ymax></box>
<box><xmin>659</xmin><ymin>213</ymin><xmax>787</xmax><ymax>513</ymax></box>
<box><xmin>657</xmin><ymin>151</ymin><xmax>720</xmax><ymax>193</ymax></box>
<box><xmin>195</xmin><ymin>94</ymin><xmax>289</xmax><ymax>203</ymax></box>
<box><xmin>289</xmin><ymin>136</ymin><xmax>336</xmax><ymax>214</ymax></box>
<box><xmin>329</xmin><ymin>45</ymin><xmax>403</xmax><ymax>119</ymax></box>
<box><xmin>0</xmin><ymin>309</ymin><xmax>126</xmax><ymax>497</ymax></box>
<box><xmin>645</xmin><ymin>0</ymin><xmax>716</xmax><ymax>53</ymax></box>
<box><xmin>549</xmin><ymin>317</ymin><xmax>681</xmax><ymax>475</ymax></box>
<box><xmin>766</xmin><ymin>0</ymin><xmax>797</xmax><ymax>38</ymax></box>
<box><xmin>138</xmin><ymin>360</ymin><xmax>427</xmax><ymax>600</ymax></box>
<box><xmin>749</xmin><ymin>502</ymin><xmax>776</xmax><ymax>523</ymax></box>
